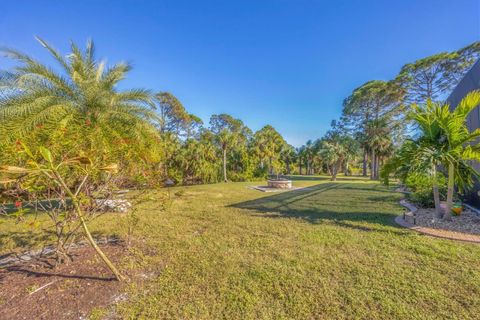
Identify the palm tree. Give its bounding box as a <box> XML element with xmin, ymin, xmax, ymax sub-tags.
<box><xmin>180</xmin><ymin>134</ymin><xmax>218</xmax><ymax>184</ymax></box>
<box><xmin>253</xmin><ymin>125</ymin><xmax>286</xmax><ymax>176</ymax></box>
<box><xmin>304</xmin><ymin>140</ymin><xmax>314</xmax><ymax>175</ymax></box>
<box><xmin>387</xmin><ymin>91</ymin><xmax>480</xmax><ymax>219</ymax></box>
<box><xmin>0</xmin><ymin>37</ymin><xmax>158</xmax><ymax>151</ymax></box>
<box><xmin>365</xmin><ymin>119</ymin><xmax>391</xmax><ymax>180</ymax></box>
<box><xmin>418</xmin><ymin>92</ymin><xmax>480</xmax><ymax>219</ymax></box>
<box><xmin>318</xmin><ymin>133</ymin><xmax>356</xmax><ymax>181</ymax></box>
<box><xmin>319</xmin><ymin>140</ymin><xmax>343</xmax><ymax>181</ymax></box>
<box><xmin>296</xmin><ymin>146</ymin><xmax>306</xmax><ymax>175</ymax></box>
<box><xmin>209</xmin><ymin>114</ymin><xmax>248</xmax><ymax>182</ymax></box>
<box><xmin>281</xmin><ymin>145</ymin><xmax>297</xmax><ymax>175</ymax></box>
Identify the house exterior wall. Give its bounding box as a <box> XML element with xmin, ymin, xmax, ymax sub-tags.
<box><xmin>446</xmin><ymin>59</ymin><xmax>480</xmax><ymax>206</ymax></box>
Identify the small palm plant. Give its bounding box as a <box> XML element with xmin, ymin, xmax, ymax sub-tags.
<box><xmin>385</xmin><ymin>91</ymin><xmax>480</xmax><ymax>219</ymax></box>
<box><xmin>431</xmin><ymin>91</ymin><xmax>480</xmax><ymax>219</ymax></box>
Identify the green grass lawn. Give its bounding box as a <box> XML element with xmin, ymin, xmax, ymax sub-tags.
<box><xmin>2</xmin><ymin>176</ymin><xmax>480</xmax><ymax>319</ymax></box>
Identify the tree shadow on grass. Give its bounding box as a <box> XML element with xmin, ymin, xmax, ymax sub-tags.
<box><xmin>284</xmin><ymin>175</ymin><xmax>369</xmax><ymax>182</ymax></box>
<box><xmin>0</xmin><ymin>230</ymin><xmax>53</xmax><ymax>254</ymax></box>
<box><xmin>0</xmin><ymin>229</ymin><xmax>112</xmax><ymax>256</ymax></box>
<box><xmin>231</xmin><ymin>182</ymin><xmax>406</xmax><ymax>235</ymax></box>
<box><xmin>4</xmin><ymin>266</ymin><xmax>116</xmax><ymax>281</ymax></box>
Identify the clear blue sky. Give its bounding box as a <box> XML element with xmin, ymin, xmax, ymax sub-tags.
<box><xmin>1</xmin><ymin>0</ymin><xmax>479</xmax><ymax>146</ymax></box>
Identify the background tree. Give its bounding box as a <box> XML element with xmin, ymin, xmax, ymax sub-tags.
<box><xmin>296</xmin><ymin>146</ymin><xmax>306</xmax><ymax>175</ymax></box>
<box><xmin>209</xmin><ymin>114</ymin><xmax>249</xmax><ymax>182</ymax></box>
<box><xmin>179</xmin><ymin>131</ymin><xmax>218</xmax><ymax>184</ymax></box>
<box><xmin>365</xmin><ymin>119</ymin><xmax>392</xmax><ymax>180</ymax></box>
<box><xmin>342</xmin><ymin>80</ymin><xmax>405</xmax><ymax>177</ymax></box>
<box><xmin>318</xmin><ymin>131</ymin><xmax>356</xmax><ymax>181</ymax></box>
<box><xmin>252</xmin><ymin>125</ymin><xmax>287</xmax><ymax>176</ymax></box>
<box><xmin>281</xmin><ymin>144</ymin><xmax>297</xmax><ymax>175</ymax></box>
<box><xmin>396</xmin><ymin>42</ymin><xmax>480</xmax><ymax>104</ymax></box>
<box><xmin>155</xmin><ymin>92</ymin><xmax>203</xmax><ymax>180</ymax></box>
<box><xmin>156</xmin><ymin>92</ymin><xmax>203</xmax><ymax>138</ymax></box>
<box><xmin>304</xmin><ymin>140</ymin><xmax>314</xmax><ymax>175</ymax></box>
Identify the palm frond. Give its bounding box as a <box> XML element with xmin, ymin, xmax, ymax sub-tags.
<box><xmin>454</xmin><ymin>90</ymin><xmax>480</xmax><ymax>119</ymax></box>
<box><xmin>34</xmin><ymin>36</ymin><xmax>71</xmax><ymax>73</ymax></box>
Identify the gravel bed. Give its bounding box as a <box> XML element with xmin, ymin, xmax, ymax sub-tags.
<box><xmin>412</xmin><ymin>207</ymin><xmax>480</xmax><ymax>235</ymax></box>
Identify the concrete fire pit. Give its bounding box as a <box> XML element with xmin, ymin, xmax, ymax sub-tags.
<box><xmin>267</xmin><ymin>179</ymin><xmax>292</xmax><ymax>189</ymax></box>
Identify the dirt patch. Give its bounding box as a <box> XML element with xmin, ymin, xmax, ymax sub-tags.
<box><xmin>0</xmin><ymin>245</ymin><xmax>126</xmax><ymax>320</ymax></box>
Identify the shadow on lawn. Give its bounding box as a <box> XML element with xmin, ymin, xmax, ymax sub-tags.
<box><xmin>0</xmin><ymin>230</ymin><xmax>53</xmax><ymax>253</ymax></box>
<box><xmin>0</xmin><ymin>229</ymin><xmax>111</xmax><ymax>256</ymax></box>
<box><xmin>231</xmin><ymin>179</ymin><xmax>405</xmax><ymax>234</ymax></box>
<box><xmin>3</xmin><ymin>266</ymin><xmax>116</xmax><ymax>281</ymax></box>
<box><xmin>283</xmin><ymin>175</ymin><xmax>367</xmax><ymax>182</ymax></box>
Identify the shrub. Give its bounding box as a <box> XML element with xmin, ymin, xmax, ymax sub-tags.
<box><xmin>1</xmin><ymin>144</ymin><xmax>124</xmax><ymax>280</ymax></box>
<box><xmin>405</xmin><ymin>173</ymin><xmax>447</xmax><ymax>208</ymax></box>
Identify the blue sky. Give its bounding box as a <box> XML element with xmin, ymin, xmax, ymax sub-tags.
<box><xmin>1</xmin><ymin>0</ymin><xmax>479</xmax><ymax>146</ymax></box>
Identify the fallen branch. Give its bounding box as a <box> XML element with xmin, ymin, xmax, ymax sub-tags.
<box><xmin>29</xmin><ymin>280</ymin><xmax>58</xmax><ymax>295</ymax></box>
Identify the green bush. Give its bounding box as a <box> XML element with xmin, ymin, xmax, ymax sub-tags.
<box><xmin>405</xmin><ymin>173</ymin><xmax>447</xmax><ymax>208</ymax></box>
<box><xmin>349</xmin><ymin>166</ymin><xmax>362</xmax><ymax>176</ymax></box>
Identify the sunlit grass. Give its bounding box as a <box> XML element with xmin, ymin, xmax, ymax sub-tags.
<box><xmin>2</xmin><ymin>176</ymin><xmax>480</xmax><ymax>319</ymax></box>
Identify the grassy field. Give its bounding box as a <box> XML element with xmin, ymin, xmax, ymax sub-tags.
<box><xmin>2</xmin><ymin>176</ymin><xmax>480</xmax><ymax>319</ymax></box>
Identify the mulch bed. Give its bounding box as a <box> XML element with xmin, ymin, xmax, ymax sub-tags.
<box><xmin>0</xmin><ymin>244</ymin><xmax>126</xmax><ymax>320</ymax></box>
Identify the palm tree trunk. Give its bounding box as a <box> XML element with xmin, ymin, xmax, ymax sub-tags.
<box><xmin>432</xmin><ymin>166</ymin><xmax>441</xmax><ymax>218</ymax></box>
<box><xmin>363</xmin><ymin>149</ymin><xmax>368</xmax><ymax>177</ymax></box>
<box><xmin>370</xmin><ymin>149</ymin><xmax>375</xmax><ymax>180</ymax></box>
<box><xmin>444</xmin><ymin>162</ymin><xmax>455</xmax><ymax>220</ymax></box>
<box><xmin>222</xmin><ymin>148</ymin><xmax>227</xmax><ymax>182</ymax></box>
<box><xmin>377</xmin><ymin>156</ymin><xmax>383</xmax><ymax>179</ymax></box>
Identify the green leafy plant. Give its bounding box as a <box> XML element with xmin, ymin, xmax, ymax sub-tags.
<box><xmin>405</xmin><ymin>173</ymin><xmax>447</xmax><ymax>208</ymax></box>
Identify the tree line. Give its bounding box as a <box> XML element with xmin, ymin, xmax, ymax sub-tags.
<box><xmin>0</xmin><ymin>38</ymin><xmax>479</xmax><ymax>191</ymax></box>
<box><xmin>0</xmin><ymin>38</ymin><xmax>300</xmax><ymax>191</ymax></box>
<box><xmin>297</xmin><ymin>41</ymin><xmax>480</xmax><ymax>181</ymax></box>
